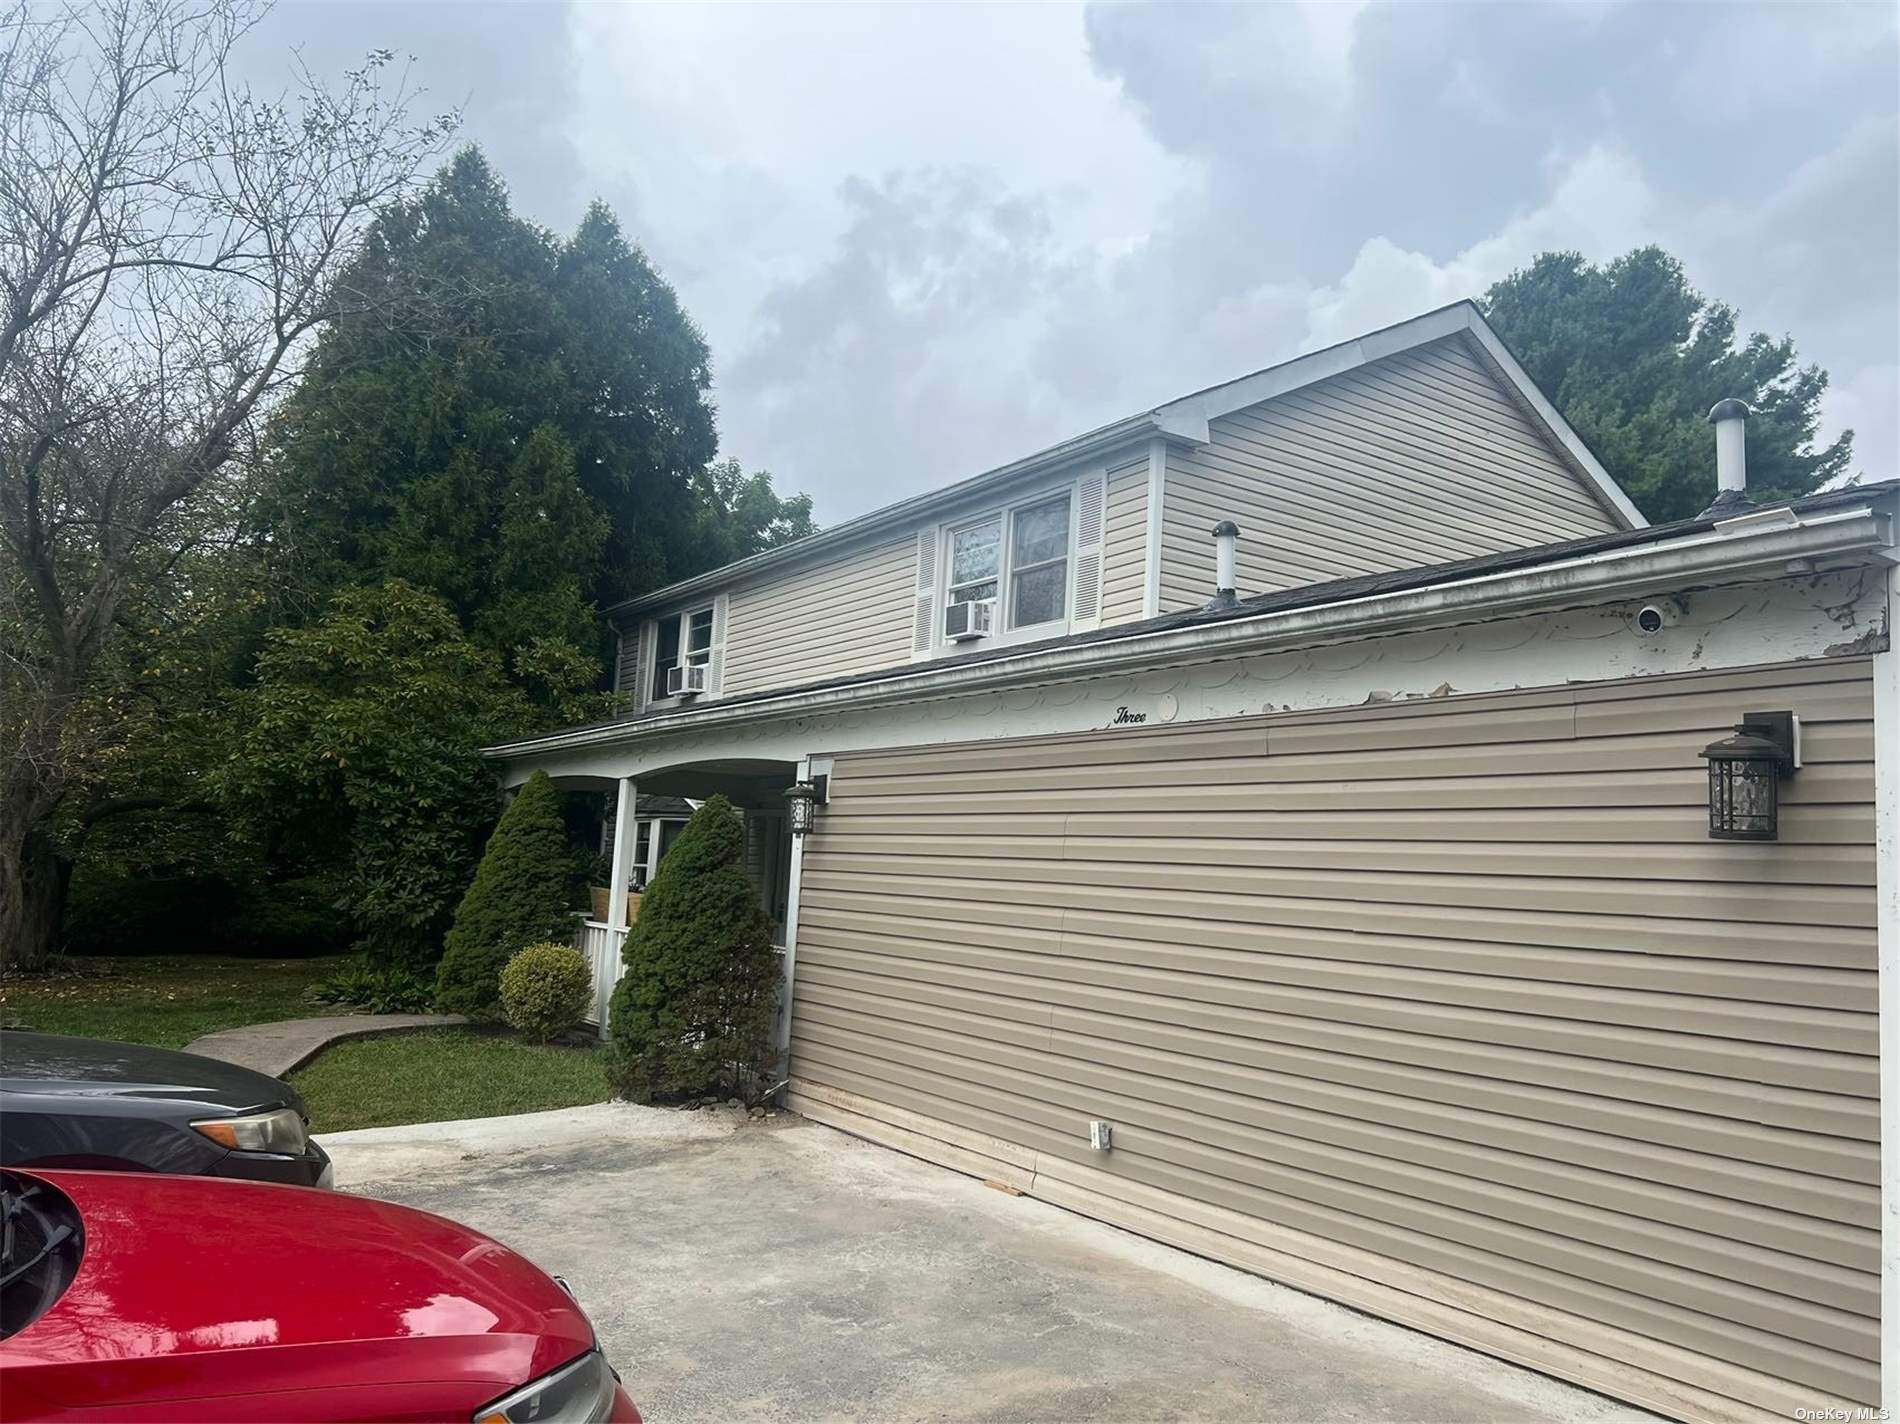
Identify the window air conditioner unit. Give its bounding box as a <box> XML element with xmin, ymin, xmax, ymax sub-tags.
<box><xmin>667</xmin><ymin>663</ymin><xmax>709</xmax><ymax>697</ymax></box>
<box><xmin>943</xmin><ymin>599</ymin><xmax>994</xmax><ymax>642</ymax></box>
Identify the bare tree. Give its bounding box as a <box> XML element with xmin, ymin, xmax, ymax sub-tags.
<box><xmin>0</xmin><ymin>0</ymin><xmax>452</xmax><ymax>969</ymax></box>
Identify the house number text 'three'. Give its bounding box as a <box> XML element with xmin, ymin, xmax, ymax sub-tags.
<box><xmin>1112</xmin><ymin>706</ymin><xmax>1147</xmax><ymax>725</ymax></box>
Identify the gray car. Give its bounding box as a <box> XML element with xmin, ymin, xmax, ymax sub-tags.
<box><xmin>0</xmin><ymin>1031</ymin><xmax>332</xmax><ymax>1188</ymax></box>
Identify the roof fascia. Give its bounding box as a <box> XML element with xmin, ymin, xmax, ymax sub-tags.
<box><xmin>1456</xmin><ymin>309</ymin><xmax>1648</xmax><ymax>530</ymax></box>
<box><xmin>1157</xmin><ymin>301</ymin><xmax>1646</xmax><ymax>532</ymax></box>
<box><xmin>488</xmin><ymin>499</ymin><xmax>1891</xmax><ymax>762</ymax></box>
<box><xmin>609</xmin><ymin>299</ymin><xmax>1650</xmax><ymax>622</ymax></box>
<box><xmin>605</xmin><ymin>413</ymin><xmax>1162</xmax><ymax>620</ymax></box>
<box><xmin>1154</xmin><ymin>303</ymin><xmax>1475</xmax><ymax>433</ymax></box>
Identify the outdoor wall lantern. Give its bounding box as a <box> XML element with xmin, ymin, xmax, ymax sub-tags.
<box><xmin>1699</xmin><ymin>710</ymin><xmax>1799</xmax><ymax>842</ymax></box>
<box><xmin>785</xmin><ymin>775</ymin><xmax>828</xmax><ymax>836</ymax></box>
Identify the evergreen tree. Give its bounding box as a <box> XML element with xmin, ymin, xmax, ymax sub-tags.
<box><xmin>608</xmin><ymin>796</ymin><xmax>779</xmax><ymax>1102</ymax></box>
<box><xmin>257</xmin><ymin>148</ymin><xmax>813</xmax><ymax>701</ymax></box>
<box><xmin>226</xmin><ymin>583</ymin><xmax>532</xmax><ymax>972</ymax></box>
<box><xmin>257</xmin><ymin>150</ymin><xmax>638</xmax><ymax>691</ymax></box>
<box><xmin>436</xmin><ymin>770</ymin><xmax>580</xmax><ymax>1014</ymax></box>
<box><xmin>1483</xmin><ymin>247</ymin><xmax>1854</xmax><ymax>524</ymax></box>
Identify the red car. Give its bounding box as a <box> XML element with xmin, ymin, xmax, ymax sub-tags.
<box><xmin>0</xmin><ymin>1167</ymin><xmax>641</xmax><ymax>1423</ymax></box>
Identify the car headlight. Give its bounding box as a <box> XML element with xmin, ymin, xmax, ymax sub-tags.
<box><xmin>190</xmin><ymin>1107</ymin><xmax>308</xmax><ymax>1155</ymax></box>
<box><xmin>475</xmin><ymin>1350</ymin><xmax>617</xmax><ymax>1424</ymax></box>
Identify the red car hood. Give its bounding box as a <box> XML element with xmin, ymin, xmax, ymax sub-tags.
<box><xmin>3</xmin><ymin>1169</ymin><xmax>595</xmax><ymax>1414</ymax></box>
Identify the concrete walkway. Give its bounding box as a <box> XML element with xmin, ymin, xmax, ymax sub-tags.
<box><xmin>330</xmin><ymin>1107</ymin><xmax>1658</xmax><ymax>1424</ymax></box>
<box><xmin>184</xmin><ymin>1012</ymin><xmax>465</xmax><ymax>1080</ymax></box>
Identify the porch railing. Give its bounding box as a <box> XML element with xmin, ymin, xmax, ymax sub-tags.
<box><xmin>575</xmin><ymin>919</ymin><xmax>627</xmax><ymax>1038</ymax></box>
<box><xmin>576</xmin><ymin>919</ymin><xmax>788</xmax><ymax>1043</ymax></box>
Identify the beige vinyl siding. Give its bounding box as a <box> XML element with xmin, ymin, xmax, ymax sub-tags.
<box><xmin>1157</xmin><ymin>334</ymin><xmax>1626</xmax><ymax>611</ymax></box>
<box><xmin>720</xmin><ymin>534</ymin><xmax>917</xmax><ymax>697</ymax></box>
<box><xmin>1098</xmin><ymin>453</ymin><xmax>1149</xmax><ymax>626</ymax></box>
<box><xmin>788</xmin><ymin>658</ymin><xmax>1879</xmax><ymax>1420</ymax></box>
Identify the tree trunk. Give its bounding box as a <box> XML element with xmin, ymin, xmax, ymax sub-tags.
<box><xmin>0</xmin><ymin>825</ymin><xmax>24</xmax><ymax>971</ymax></box>
<box><xmin>0</xmin><ymin>826</ymin><xmax>68</xmax><ymax>973</ymax></box>
<box><xmin>19</xmin><ymin>830</ymin><xmax>68</xmax><ymax>970</ymax></box>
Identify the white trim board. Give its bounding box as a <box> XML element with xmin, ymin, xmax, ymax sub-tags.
<box><xmin>1875</xmin><ymin>557</ymin><xmax>1899</xmax><ymax>1414</ymax></box>
<box><xmin>497</xmin><ymin>567</ymin><xmax>1885</xmax><ymax>788</ymax></box>
<box><xmin>1143</xmin><ymin>436</ymin><xmax>1166</xmax><ymax>619</ymax></box>
<box><xmin>489</xmin><ymin>501</ymin><xmax>1893</xmax><ymax>767</ymax></box>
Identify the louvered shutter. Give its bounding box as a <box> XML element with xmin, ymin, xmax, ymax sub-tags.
<box><xmin>1069</xmin><ymin>467</ymin><xmax>1106</xmax><ymax>631</ymax></box>
<box><xmin>909</xmin><ymin>527</ymin><xmax>938</xmax><ymax>660</ymax></box>
<box><xmin>709</xmin><ymin>594</ymin><xmax>730</xmax><ymax>697</ymax></box>
<box><xmin>613</xmin><ymin>624</ymin><xmax>642</xmax><ymax>716</ymax></box>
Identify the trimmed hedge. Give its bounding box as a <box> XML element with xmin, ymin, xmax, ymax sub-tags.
<box><xmin>607</xmin><ymin>795</ymin><xmax>778</xmax><ymax>1102</ymax></box>
<box><xmin>435</xmin><ymin>771</ymin><xmax>577</xmax><ymax>1015</ymax></box>
<box><xmin>500</xmin><ymin>941</ymin><xmax>593</xmax><ymax>1042</ymax></box>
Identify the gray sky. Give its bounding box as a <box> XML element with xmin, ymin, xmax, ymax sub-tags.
<box><xmin>247</xmin><ymin>0</ymin><xmax>1898</xmax><ymax>524</ymax></box>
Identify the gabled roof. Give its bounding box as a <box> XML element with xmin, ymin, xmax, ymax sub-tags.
<box><xmin>605</xmin><ymin>300</ymin><xmax>1644</xmax><ymax>618</ymax></box>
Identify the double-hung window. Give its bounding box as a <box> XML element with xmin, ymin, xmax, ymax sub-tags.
<box><xmin>947</xmin><ymin>519</ymin><xmax>1002</xmax><ymax>610</ymax></box>
<box><xmin>1006</xmin><ymin>494</ymin><xmax>1070</xmax><ymax>628</ymax></box>
<box><xmin>943</xmin><ymin>491</ymin><xmax>1072</xmax><ymax>643</ymax></box>
<box><xmin>650</xmin><ymin>605</ymin><xmax>714</xmax><ymax>701</ymax></box>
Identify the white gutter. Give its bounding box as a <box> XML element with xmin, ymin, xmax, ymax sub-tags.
<box><xmin>488</xmin><ymin>503</ymin><xmax>1892</xmax><ymax>761</ymax></box>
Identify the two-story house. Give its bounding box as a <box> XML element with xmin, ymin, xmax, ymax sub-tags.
<box><xmin>486</xmin><ymin>299</ymin><xmax>1899</xmax><ymax>1424</ymax></box>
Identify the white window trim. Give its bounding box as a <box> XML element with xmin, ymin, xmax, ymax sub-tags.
<box><xmin>644</xmin><ymin>603</ymin><xmax>717</xmax><ymax>708</ymax></box>
<box><xmin>934</xmin><ymin>481</ymin><xmax>1080</xmax><ymax>655</ymax></box>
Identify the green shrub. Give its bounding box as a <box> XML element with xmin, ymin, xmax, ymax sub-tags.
<box><xmin>499</xmin><ymin>942</ymin><xmax>593</xmax><ymax>1042</ymax></box>
<box><xmin>435</xmin><ymin>771</ymin><xmax>578</xmax><ymax>1016</ymax></box>
<box><xmin>63</xmin><ymin>870</ymin><xmax>350</xmax><ymax>958</ymax></box>
<box><xmin>311</xmin><ymin>959</ymin><xmax>436</xmax><ymax>1013</ymax></box>
<box><xmin>226</xmin><ymin>875</ymin><xmax>352</xmax><ymax>956</ymax></box>
<box><xmin>607</xmin><ymin>795</ymin><xmax>779</xmax><ymax>1103</ymax></box>
<box><xmin>64</xmin><ymin>871</ymin><xmax>242</xmax><ymax>955</ymax></box>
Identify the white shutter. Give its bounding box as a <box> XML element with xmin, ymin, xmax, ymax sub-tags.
<box><xmin>709</xmin><ymin>594</ymin><xmax>729</xmax><ymax>697</ymax></box>
<box><xmin>1069</xmin><ymin>467</ymin><xmax>1106</xmax><ymax>632</ymax></box>
<box><xmin>909</xmin><ymin>527</ymin><xmax>939</xmax><ymax>660</ymax></box>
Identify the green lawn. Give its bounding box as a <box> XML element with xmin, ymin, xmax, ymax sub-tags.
<box><xmin>292</xmin><ymin>1028</ymin><xmax>611</xmax><ymax>1133</ymax></box>
<box><xmin>0</xmin><ymin>955</ymin><xmax>346</xmax><ymax>1049</ymax></box>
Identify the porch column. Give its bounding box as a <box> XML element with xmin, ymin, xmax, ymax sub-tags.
<box><xmin>775</xmin><ymin>756</ymin><xmax>820</xmax><ymax>1072</ymax></box>
<box><xmin>607</xmin><ymin>776</ymin><xmax>637</xmax><ymax>933</ymax></box>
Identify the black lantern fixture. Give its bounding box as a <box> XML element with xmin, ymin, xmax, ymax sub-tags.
<box><xmin>785</xmin><ymin>775</ymin><xmax>828</xmax><ymax>837</ymax></box>
<box><xmin>1699</xmin><ymin>711</ymin><xmax>1798</xmax><ymax>841</ymax></box>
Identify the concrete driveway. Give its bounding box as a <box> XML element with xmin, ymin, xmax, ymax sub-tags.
<box><xmin>325</xmin><ymin>1105</ymin><xmax>1657</xmax><ymax>1424</ymax></box>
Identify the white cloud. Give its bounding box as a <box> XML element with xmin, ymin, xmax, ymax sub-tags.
<box><xmin>249</xmin><ymin>2</ymin><xmax>1898</xmax><ymax>517</ymax></box>
<box><xmin>1676</xmin><ymin>3</ymin><xmax>1898</xmax><ymax>121</ymax></box>
<box><xmin>1294</xmin><ymin>124</ymin><xmax>1896</xmax><ymax>483</ymax></box>
<box><xmin>1823</xmin><ymin>364</ymin><xmax>1898</xmax><ymax>485</ymax></box>
<box><xmin>554</xmin><ymin>1</ymin><xmax>1193</xmax><ymax>498</ymax></box>
<box><xmin>1301</xmin><ymin>146</ymin><xmax>1659</xmax><ymax>350</ymax></box>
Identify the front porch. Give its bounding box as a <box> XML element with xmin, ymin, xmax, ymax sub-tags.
<box><xmin>555</xmin><ymin>758</ymin><xmax>801</xmax><ymax>1039</ymax></box>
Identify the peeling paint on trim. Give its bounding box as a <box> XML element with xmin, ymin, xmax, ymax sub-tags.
<box><xmin>503</xmin><ymin>570</ymin><xmax>1884</xmax><ymax>788</ymax></box>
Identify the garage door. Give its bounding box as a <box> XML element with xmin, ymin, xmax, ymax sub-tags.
<box><xmin>787</xmin><ymin>657</ymin><xmax>1879</xmax><ymax>1423</ymax></box>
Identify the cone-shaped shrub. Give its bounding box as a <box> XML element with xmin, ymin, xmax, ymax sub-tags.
<box><xmin>436</xmin><ymin>770</ymin><xmax>577</xmax><ymax>1015</ymax></box>
<box><xmin>607</xmin><ymin>795</ymin><xmax>779</xmax><ymax>1102</ymax></box>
